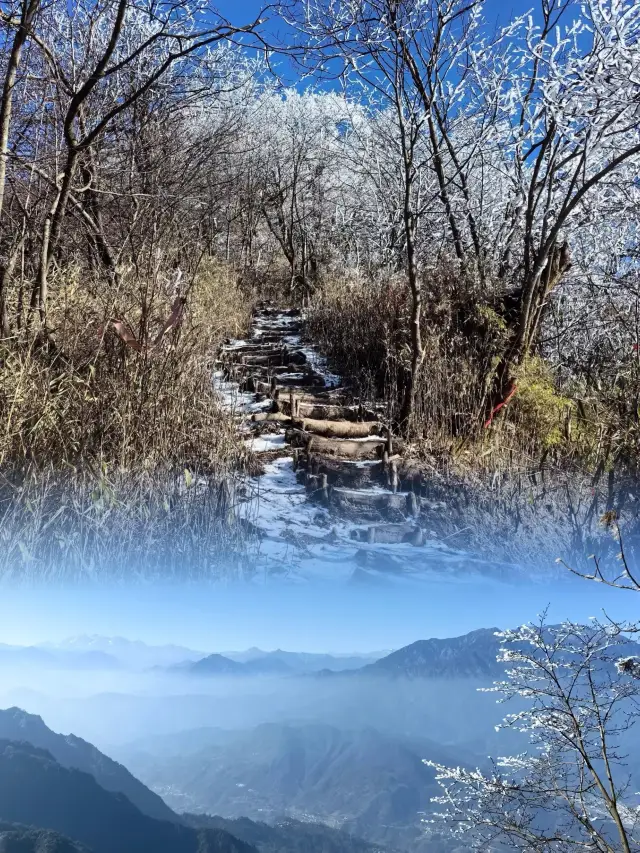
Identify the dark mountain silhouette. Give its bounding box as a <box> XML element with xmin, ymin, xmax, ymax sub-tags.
<box><xmin>0</xmin><ymin>708</ymin><xmax>176</xmax><ymax>823</ymax></box>
<box><xmin>0</xmin><ymin>822</ymin><xmax>89</xmax><ymax>853</ymax></box>
<box><xmin>0</xmin><ymin>740</ymin><xmax>256</xmax><ymax>853</ymax></box>
<box><xmin>355</xmin><ymin>626</ymin><xmax>640</xmax><ymax>680</ymax></box>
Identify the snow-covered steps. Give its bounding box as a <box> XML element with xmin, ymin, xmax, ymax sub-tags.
<box><xmin>214</xmin><ymin>302</ymin><xmax>520</xmax><ymax>584</ymax></box>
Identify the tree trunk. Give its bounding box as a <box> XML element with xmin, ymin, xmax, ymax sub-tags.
<box><xmin>483</xmin><ymin>240</ymin><xmax>572</xmax><ymax>426</ymax></box>
<box><xmin>400</xmin><ymin>215</ymin><xmax>422</xmax><ymax>430</ymax></box>
<box><xmin>0</xmin><ymin>237</ymin><xmax>25</xmax><ymax>339</ymax></box>
<box><xmin>0</xmin><ymin>0</ymin><xmax>40</xmax><ymax>222</ymax></box>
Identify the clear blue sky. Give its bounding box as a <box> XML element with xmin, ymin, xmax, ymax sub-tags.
<box><xmin>217</xmin><ymin>0</ymin><xmax>534</xmax><ymax>28</ymax></box>
<box><xmin>0</xmin><ymin>572</ymin><xmax>637</xmax><ymax>652</ymax></box>
<box><xmin>217</xmin><ymin>0</ymin><xmax>565</xmax><ymax>96</ymax></box>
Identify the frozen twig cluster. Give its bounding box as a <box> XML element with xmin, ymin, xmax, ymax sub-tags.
<box><xmin>426</xmin><ymin>617</ymin><xmax>640</xmax><ymax>851</ymax></box>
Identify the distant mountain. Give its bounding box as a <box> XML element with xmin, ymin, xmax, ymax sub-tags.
<box><xmin>242</xmin><ymin>657</ymin><xmax>293</xmax><ymax>675</ymax></box>
<box><xmin>114</xmin><ymin>727</ymin><xmax>231</xmax><ymax>760</ymax></box>
<box><xmin>185</xmin><ymin>814</ymin><xmax>391</xmax><ymax>853</ymax></box>
<box><xmin>185</xmin><ymin>654</ymin><xmax>292</xmax><ymax>677</ymax></box>
<box><xmin>0</xmin><ymin>740</ymin><xmax>256</xmax><ymax>853</ymax></box>
<box><xmin>357</xmin><ymin>626</ymin><xmax>640</xmax><ymax>681</ymax></box>
<box><xmin>186</xmin><ymin>650</ymin><xmax>387</xmax><ymax>677</ymax></box>
<box><xmin>32</xmin><ymin>638</ymin><xmax>386</xmax><ymax>674</ymax></box>
<box><xmin>357</xmin><ymin>629</ymin><xmax>504</xmax><ymax>679</ymax></box>
<box><xmin>121</xmin><ymin>722</ymin><xmax>479</xmax><ymax>850</ymax></box>
<box><xmin>0</xmin><ymin>708</ymin><xmax>176</xmax><ymax>823</ymax></box>
<box><xmin>0</xmin><ymin>646</ymin><xmax>120</xmax><ymax>671</ymax></box>
<box><xmin>223</xmin><ymin>649</ymin><xmax>386</xmax><ymax>672</ymax></box>
<box><xmin>39</xmin><ymin>636</ymin><xmax>205</xmax><ymax>669</ymax></box>
<box><xmin>188</xmin><ymin>654</ymin><xmax>246</xmax><ymax>675</ymax></box>
<box><xmin>0</xmin><ymin>821</ymin><xmax>90</xmax><ymax>853</ymax></box>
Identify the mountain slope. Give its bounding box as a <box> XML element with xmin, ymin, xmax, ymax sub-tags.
<box><xmin>122</xmin><ymin>722</ymin><xmax>479</xmax><ymax>849</ymax></box>
<box><xmin>0</xmin><ymin>708</ymin><xmax>176</xmax><ymax>823</ymax></box>
<box><xmin>185</xmin><ymin>814</ymin><xmax>390</xmax><ymax>853</ymax></box>
<box><xmin>0</xmin><ymin>822</ymin><xmax>89</xmax><ymax>853</ymax></box>
<box><xmin>188</xmin><ymin>654</ymin><xmax>246</xmax><ymax>675</ymax></box>
<box><xmin>0</xmin><ymin>740</ymin><xmax>256</xmax><ymax>853</ymax></box>
<box><xmin>358</xmin><ymin>629</ymin><xmax>503</xmax><ymax>679</ymax></box>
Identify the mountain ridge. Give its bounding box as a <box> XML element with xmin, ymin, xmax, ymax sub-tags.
<box><xmin>0</xmin><ymin>739</ymin><xmax>256</xmax><ymax>853</ymax></box>
<box><xmin>357</xmin><ymin>628</ymin><xmax>504</xmax><ymax>679</ymax></box>
<box><xmin>0</xmin><ymin>707</ymin><xmax>176</xmax><ymax>823</ymax></box>
<box><xmin>120</xmin><ymin>720</ymin><xmax>481</xmax><ymax>850</ymax></box>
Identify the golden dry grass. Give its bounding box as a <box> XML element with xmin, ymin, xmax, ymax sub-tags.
<box><xmin>0</xmin><ymin>259</ymin><xmax>259</xmax><ymax>579</ymax></box>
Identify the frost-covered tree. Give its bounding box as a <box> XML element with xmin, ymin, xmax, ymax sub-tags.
<box><xmin>427</xmin><ymin>619</ymin><xmax>640</xmax><ymax>852</ymax></box>
<box><xmin>280</xmin><ymin>0</ymin><xmax>640</xmax><ymax>430</ymax></box>
<box><xmin>251</xmin><ymin>89</ymin><xmax>354</xmax><ymax>300</ymax></box>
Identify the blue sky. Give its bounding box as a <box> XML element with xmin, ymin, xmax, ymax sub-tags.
<box><xmin>217</xmin><ymin>0</ymin><xmax>535</xmax><ymax>28</ymax></box>
<box><xmin>1</xmin><ymin>572</ymin><xmax>637</xmax><ymax>652</ymax></box>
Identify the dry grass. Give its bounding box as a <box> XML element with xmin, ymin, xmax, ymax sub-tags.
<box><xmin>306</xmin><ymin>272</ymin><xmax>640</xmax><ymax>571</ymax></box>
<box><xmin>0</xmin><ymin>465</ymin><xmax>257</xmax><ymax>582</ymax></box>
<box><xmin>307</xmin><ymin>271</ymin><xmax>633</xmax><ymax>481</ymax></box>
<box><xmin>307</xmin><ymin>270</ymin><xmax>499</xmax><ymax>444</ymax></box>
<box><xmin>0</xmin><ymin>259</ymin><xmax>259</xmax><ymax>580</ymax></box>
<box><xmin>1</xmin><ymin>259</ymin><xmax>252</xmax><ymax>468</ymax></box>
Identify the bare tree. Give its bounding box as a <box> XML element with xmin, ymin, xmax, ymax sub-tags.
<box><xmin>0</xmin><ymin>0</ymin><xmax>265</xmax><ymax>331</ymax></box>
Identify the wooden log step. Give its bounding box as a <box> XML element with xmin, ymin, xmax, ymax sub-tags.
<box><xmin>330</xmin><ymin>488</ymin><xmax>419</xmax><ymax>515</ymax></box>
<box><xmin>273</xmin><ymin>372</ymin><xmax>326</xmax><ymax>388</ymax></box>
<box><xmin>284</xmin><ymin>350</ymin><xmax>308</xmax><ymax>366</ymax></box>
<box><xmin>279</xmin><ymin>401</ymin><xmax>377</xmax><ymax>422</ymax></box>
<box><xmin>221</xmin><ymin>364</ymin><xmax>307</xmax><ymax>381</ymax></box>
<box><xmin>256</xmin><ymin>318</ymin><xmax>303</xmax><ymax>331</ymax></box>
<box><xmin>292</xmin><ymin>417</ymin><xmax>381</xmax><ymax>439</ymax></box>
<box><xmin>299</xmin><ymin>454</ymin><xmax>410</xmax><ymax>491</ymax></box>
<box><xmin>286</xmin><ymin>429</ymin><xmax>387</xmax><ymax>460</ymax></box>
<box><xmin>236</xmin><ymin>352</ymin><xmax>300</xmax><ymax>367</ymax></box>
<box><xmin>251</xmin><ymin>333</ymin><xmax>289</xmax><ymax>342</ymax></box>
<box><xmin>222</xmin><ymin>343</ymin><xmax>285</xmax><ymax>355</ymax></box>
<box><xmin>280</xmin><ymin>393</ymin><xmax>352</xmax><ymax>409</ymax></box>
<box><xmin>256</xmin><ymin>307</ymin><xmax>300</xmax><ymax>318</ymax></box>
<box><xmin>299</xmin><ymin>456</ymin><xmax>384</xmax><ymax>489</ymax></box>
<box><xmin>255</xmin><ymin>382</ymin><xmax>324</xmax><ymax>396</ymax></box>
<box><xmin>246</xmin><ymin>327</ymin><xmax>290</xmax><ymax>344</ymax></box>
<box><xmin>350</xmin><ymin>523</ymin><xmax>425</xmax><ymax>546</ymax></box>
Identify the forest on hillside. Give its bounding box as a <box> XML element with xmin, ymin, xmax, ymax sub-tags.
<box><xmin>1</xmin><ymin>0</ymin><xmax>639</xmax><ymax>577</ymax></box>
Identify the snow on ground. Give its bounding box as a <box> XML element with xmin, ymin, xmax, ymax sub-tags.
<box><xmin>237</xmin><ymin>455</ymin><xmax>517</xmax><ymax>584</ymax></box>
<box><xmin>215</xmin><ymin>309</ymin><xmax>524</xmax><ymax>585</ymax></box>
<box><xmin>243</xmin><ymin>434</ymin><xmax>287</xmax><ymax>453</ymax></box>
